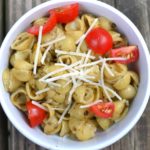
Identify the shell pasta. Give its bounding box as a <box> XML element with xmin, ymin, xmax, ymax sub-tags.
<box><xmin>2</xmin><ymin>3</ymin><xmax>139</xmax><ymax>141</ymax></box>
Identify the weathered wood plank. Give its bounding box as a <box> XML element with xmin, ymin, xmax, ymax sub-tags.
<box><xmin>0</xmin><ymin>0</ymin><xmax>9</xmax><ymax>150</ymax></box>
<box><xmin>0</xmin><ymin>0</ymin><xmax>4</xmax><ymax>44</ymax></box>
<box><xmin>113</xmin><ymin>0</ymin><xmax>150</xmax><ymax>150</ymax></box>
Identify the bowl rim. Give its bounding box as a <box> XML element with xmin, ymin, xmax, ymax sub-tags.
<box><xmin>0</xmin><ymin>0</ymin><xmax>150</xmax><ymax>150</ymax></box>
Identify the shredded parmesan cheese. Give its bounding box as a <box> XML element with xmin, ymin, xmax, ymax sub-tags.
<box><xmin>41</xmin><ymin>36</ymin><xmax>66</xmax><ymax>47</ymax></box>
<box><xmin>76</xmin><ymin>18</ymin><xmax>98</xmax><ymax>52</ymax></box>
<box><xmin>33</xmin><ymin>26</ymin><xmax>43</xmax><ymax>75</ymax></box>
<box><xmin>43</xmin><ymin>72</ymin><xmax>80</xmax><ymax>83</ymax></box>
<box><xmin>41</xmin><ymin>45</ymin><xmax>52</xmax><ymax>64</ymax></box>
<box><xmin>51</xmin><ymin>108</ymin><xmax>65</xmax><ymax>111</ymax></box>
<box><xmin>32</xmin><ymin>101</ymin><xmax>47</xmax><ymax>111</ymax></box>
<box><xmin>55</xmin><ymin>50</ymin><xmax>95</xmax><ymax>59</ymax></box>
<box><xmin>58</xmin><ymin>102</ymin><xmax>72</xmax><ymax>124</ymax></box>
<box><xmin>104</xmin><ymin>63</ymin><xmax>114</xmax><ymax>77</ymax></box>
<box><xmin>80</xmin><ymin>100</ymin><xmax>103</xmax><ymax>108</ymax></box>
<box><xmin>35</xmin><ymin>87</ymin><xmax>50</xmax><ymax>95</ymax></box>
<box><xmin>63</xmin><ymin>79</ymin><xmax>72</xmax><ymax>88</ymax></box>
<box><xmin>75</xmin><ymin>57</ymin><xmax>126</xmax><ymax>70</ymax></box>
<box><xmin>48</xmin><ymin>82</ymin><xmax>61</xmax><ymax>87</ymax></box>
<box><xmin>101</xmin><ymin>60</ymin><xmax>112</xmax><ymax>101</ymax></box>
<box><xmin>39</xmin><ymin>61</ymin><xmax>82</xmax><ymax>81</ymax></box>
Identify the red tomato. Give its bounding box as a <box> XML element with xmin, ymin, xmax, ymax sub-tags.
<box><xmin>89</xmin><ymin>102</ymin><xmax>115</xmax><ymax>118</ymax></box>
<box><xmin>50</xmin><ymin>3</ymin><xmax>79</xmax><ymax>23</ymax></box>
<box><xmin>27</xmin><ymin>12</ymin><xmax>57</xmax><ymax>36</ymax></box>
<box><xmin>109</xmin><ymin>46</ymin><xmax>139</xmax><ymax>64</ymax></box>
<box><xmin>26</xmin><ymin>101</ymin><xmax>47</xmax><ymax>128</ymax></box>
<box><xmin>85</xmin><ymin>27</ymin><xmax>113</xmax><ymax>55</ymax></box>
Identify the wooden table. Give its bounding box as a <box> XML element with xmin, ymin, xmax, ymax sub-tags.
<box><xmin>0</xmin><ymin>0</ymin><xmax>150</xmax><ymax>150</ymax></box>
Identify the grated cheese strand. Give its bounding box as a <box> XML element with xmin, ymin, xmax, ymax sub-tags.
<box><xmin>55</xmin><ymin>50</ymin><xmax>95</xmax><ymax>59</ymax></box>
<box><xmin>105</xmin><ymin>87</ymin><xmax>122</xmax><ymax>100</ymax></box>
<box><xmin>63</xmin><ymin>79</ymin><xmax>72</xmax><ymax>88</ymax></box>
<box><xmin>80</xmin><ymin>100</ymin><xmax>103</xmax><ymax>108</ymax></box>
<box><xmin>76</xmin><ymin>18</ymin><xmax>98</xmax><ymax>52</ymax></box>
<box><xmin>41</xmin><ymin>36</ymin><xmax>66</xmax><ymax>47</ymax></box>
<box><xmin>33</xmin><ymin>26</ymin><xmax>43</xmax><ymax>75</ymax></box>
<box><xmin>58</xmin><ymin>102</ymin><xmax>72</xmax><ymax>124</ymax></box>
<box><xmin>75</xmin><ymin>57</ymin><xmax>127</xmax><ymax>69</ymax></box>
<box><xmin>43</xmin><ymin>72</ymin><xmax>80</xmax><ymax>83</ymax></box>
<box><xmin>51</xmin><ymin>108</ymin><xmax>65</xmax><ymax>111</ymax></box>
<box><xmin>84</xmin><ymin>50</ymin><xmax>92</xmax><ymax>65</ymax></box>
<box><xmin>41</xmin><ymin>45</ymin><xmax>52</xmax><ymax>64</ymax></box>
<box><xmin>32</xmin><ymin>101</ymin><xmax>47</xmax><ymax>111</ymax></box>
<box><xmin>104</xmin><ymin>63</ymin><xmax>114</xmax><ymax>77</ymax></box>
<box><xmin>101</xmin><ymin>59</ymin><xmax>112</xmax><ymax>102</ymax></box>
<box><xmin>48</xmin><ymin>82</ymin><xmax>61</xmax><ymax>87</ymax></box>
<box><xmin>39</xmin><ymin>61</ymin><xmax>81</xmax><ymax>81</ymax></box>
<box><xmin>35</xmin><ymin>87</ymin><xmax>50</xmax><ymax>95</ymax></box>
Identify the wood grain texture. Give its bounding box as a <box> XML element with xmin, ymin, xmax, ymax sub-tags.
<box><xmin>0</xmin><ymin>0</ymin><xmax>4</xmax><ymax>43</ymax></box>
<box><xmin>0</xmin><ymin>1</ymin><xmax>9</xmax><ymax>150</ymax></box>
<box><xmin>1</xmin><ymin>0</ymin><xmax>150</xmax><ymax>150</ymax></box>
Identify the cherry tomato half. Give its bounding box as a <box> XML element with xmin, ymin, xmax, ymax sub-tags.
<box><xmin>109</xmin><ymin>46</ymin><xmax>139</xmax><ymax>64</ymax></box>
<box><xmin>26</xmin><ymin>101</ymin><xmax>47</xmax><ymax>128</ymax></box>
<box><xmin>50</xmin><ymin>3</ymin><xmax>79</xmax><ymax>23</ymax></box>
<box><xmin>85</xmin><ymin>27</ymin><xmax>113</xmax><ymax>55</ymax></box>
<box><xmin>89</xmin><ymin>102</ymin><xmax>115</xmax><ymax>118</ymax></box>
<box><xmin>27</xmin><ymin>12</ymin><xmax>57</xmax><ymax>36</ymax></box>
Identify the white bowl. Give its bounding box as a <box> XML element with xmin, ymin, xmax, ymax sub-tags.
<box><xmin>0</xmin><ymin>0</ymin><xmax>150</xmax><ymax>150</ymax></box>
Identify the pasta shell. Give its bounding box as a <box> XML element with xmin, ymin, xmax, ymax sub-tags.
<box><xmin>55</xmin><ymin>79</ymin><xmax>72</xmax><ymax>94</ymax></box>
<box><xmin>42</xmin><ymin>103</ymin><xmax>55</xmax><ymax>117</ymax></box>
<box><xmin>104</xmin><ymin>63</ymin><xmax>128</xmax><ymax>84</ymax></box>
<box><xmin>109</xmin><ymin>31</ymin><xmax>128</xmax><ymax>48</ymax></box>
<box><xmin>57</xmin><ymin>55</ymin><xmax>78</xmax><ymax>65</ymax></box>
<box><xmin>98</xmin><ymin>16</ymin><xmax>116</xmax><ymax>31</ymax></box>
<box><xmin>112</xmin><ymin>100</ymin><xmax>126</xmax><ymax>120</ymax></box>
<box><xmin>30</xmin><ymin>44</ymin><xmax>43</xmax><ymax>66</ymax></box>
<box><xmin>46</xmin><ymin>88</ymin><xmax>66</xmax><ymax>103</ymax></box>
<box><xmin>43</xmin><ymin>64</ymin><xmax>68</xmax><ymax>77</ymax></box>
<box><xmin>59</xmin><ymin>120</ymin><xmax>70</xmax><ymax>137</ymax></box>
<box><xmin>81</xmin><ymin>14</ymin><xmax>98</xmax><ymax>29</ymax></box>
<box><xmin>42</xmin><ymin>116</ymin><xmax>61</xmax><ymax>135</ymax></box>
<box><xmin>42</xmin><ymin>25</ymin><xmax>64</xmax><ymax>44</ymax></box>
<box><xmin>114</xmin><ymin>107</ymin><xmax>129</xmax><ymax>123</ymax></box>
<box><xmin>2</xmin><ymin>69</ymin><xmax>22</xmax><ymax>92</ymax></box>
<box><xmin>113</xmin><ymin>72</ymin><xmax>131</xmax><ymax>90</ymax></box>
<box><xmin>86</xmin><ymin>65</ymin><xmax>101</xmax><ymax>82</ymax></box>
<box><xmin>12</xmin><ymin>68</ymin><xmax>32</xmax><ymax>82</ymax></box>
<box><xmin>26</xmin><ymin>83</ymin><xmax>45</xmax><ymax>100</ymax></box>
<box><xmin>69</xmin><ymin>103</ymin><xmax>93</xmax><ymax>120</ymax></box>
<box><xmin>11</xmin><ymin>32</ymin><xmax>35</xmax><ymax>51</ymax></box>
<box><xmin>35</xmin><ymin>80</ymin><xmax>47</xmax><ymax>90</ymax></box>
<box><xmin>55</xmin><ymin>35</ymin><xmax>76</xmax><ymax>52</ymax></box>
<box><xmin>10</xmin><ymin>87</ymin><xmax>27</xmax><ymax>111</ymax></box>
<box><xmin>73</xmin><ymin>84</ymin><xmax>100</xmax><ymax>104</ymax></box>
<box><xmin>69</xmin><ymin>118</ymin><xmax>97</xmax><ymax>141</ymax></box>
<box><xmin>96</xmin><ymin>117</ymin><xmax>113</xmax><ymax>130</ymax></box>
<box><xmin>65</xmin><ymin>18</ymin><xmax>86</xmax><ymax>41</ymax></box>
<box><xmin>118</xmin><ymin>84</ymin><xmax>137</xmax><ymax>100</ymax></box>
<box><xmin>10</xmin><ymin>49</ymin><xmax>31</xmax><ymax>66</ymax></box>
<box><xmin>128</xmin><ymin>71</ymin><xmax>139</xmax><ymax>86</ymax></box>
<box><xmin>33</xmin><ymin>17</ymin><xmax>48</xmax><ymax>26</ymax></box>
<box><xmin>14</xmin><ymin>60</ymin><xmax>33</xmax><ymax>70</ymax></box>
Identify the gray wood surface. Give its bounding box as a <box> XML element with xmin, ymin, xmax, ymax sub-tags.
<box><xmin>0</xmin><ymin>0</ymin><xmax>150</xmax><ymax>150</ymax></box>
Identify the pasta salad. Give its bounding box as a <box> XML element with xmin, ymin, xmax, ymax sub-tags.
<box><xmin>2</xmin><ymin>3</ymin><xmax>139</xmax><ymax>141</ymax></box>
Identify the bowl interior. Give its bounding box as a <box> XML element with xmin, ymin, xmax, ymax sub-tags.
<box><xmin>0</xmin><ymin>0</ymin><xmax>149</xmax><ymax>150</ymax></box>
